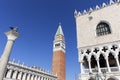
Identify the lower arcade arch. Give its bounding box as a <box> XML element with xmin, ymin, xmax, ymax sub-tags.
<box><xmin>83</xmin><ymin>56</ymin><xmax>89</xmax><ymax>69</ymax></box>
<box><xmin>108</xmin><ymin>53</ymin><xmax>117</xmax><ymax>67</ymax></box>
<box><xmin>88</xmin><ymin>77</ymin><xmax>95</xmax><ymax>80</ymax></box>
<box><xmin>99</xmin><ymin>54</ymin><xmax>107</xmax><ymax>68</ymax></box>
<box><xmin>91</xmin><ymin>55</ymin><xmax>97</xmax><ymax>68</ymax></box>
<box><xmin>118</xmin><ymin>52</ymin><xmax>120</xmax><ymax>64</ymax></box>
<box><xmin>88</xmin><ymin>77</ymin><xmax>118</xmax><ymax>80</ymax></box>
<box><xmin>107</xmin><ymin>77</ymin><xmax>118</xmax><ymax>80</ymax></box>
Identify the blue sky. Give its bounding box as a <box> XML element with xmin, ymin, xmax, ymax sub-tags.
<box><xmin>0</xmin><ymin>0</ymin><xmax>110</xmax><ymax>80</ymax></box>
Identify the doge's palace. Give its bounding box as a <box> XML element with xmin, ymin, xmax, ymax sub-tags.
<box><xmin>75</xmin><ymin>0</ymin><xmax>120</xmax><ymax>80</ymax></box>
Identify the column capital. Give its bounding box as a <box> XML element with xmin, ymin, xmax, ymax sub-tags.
<box><xmin>96</xmin><ymin>58</ymin><xmax>99</xmax><ymax>61</ymax></box>
<box><xmin>115</xmin><ymin>55</ymin><xmax>118</xmax><ymax>59</ymax></box>
<box><xmin>105</xmin><ymin>56</ymin><xmax>108</xmax><ymax>60</ymax></box>
<box><xmin>5</xmin><ymin>27</ymin><xmax>19</xmax><ymax>41</ymax></box>
<box><xmin>80</xmin><ymin>60</ymin><xmax>84</xmax><ymax>63</ymax></box>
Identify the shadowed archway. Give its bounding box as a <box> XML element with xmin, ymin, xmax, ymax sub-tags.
<box><xmin>83</xmin><ymin>56</ymin><xmax>89</xmax><ymax>69</ymax></box>
<box><xmin>91</xmin><ymin>55</ymin><xmax>97</xmax><ymax>68</ymax></box>
<box><xmin>108</xmin><ymin>53</ymin><xmax>117</xmax><ymax>67</ymax></box>
<box><xmin>99</xmin><ymin>54</ymin><xmax>107</xmax><ymax>68</ymax></box>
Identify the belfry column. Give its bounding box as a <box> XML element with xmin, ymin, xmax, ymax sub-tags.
<box><xmin>0</xmin><ymin>27</ymin><xmax>19</xmax><ymax>80</ymax></box>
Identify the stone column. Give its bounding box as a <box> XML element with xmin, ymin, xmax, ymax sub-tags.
<box><xmin>41</xmin><ymin>76</ymin><xmax>44</xmax><ymax>80</ymax></box>
<box><xmin>0</xmin><ymin>28</ymin><xmax>19</xmax><ymax>80</ymax></box>
<box><xmin>27</xmin><ymin>74</ymin><xmax>31</xmax><ymax>80</ymax></box>
<box><xmin>115</xmin><ymin>56</ymin><xmax>120</xmax><ymax>71</ymax></box>
<box><xmin>37</xmin><ymin>76</ymin><xmax>40</xmax><ymax>80</ymax></box>
<box><xmin>96</xmin><ymin>59</ymin><xmax>101</xmax><ymax>73</ymax></box>
<box><xmin>80</xmin><ymin>61</ymin><xmax>83</xmax><ymax>73</ymax></box>
<box><xmin>106</xmin><ymin>57</ymin><xmax>111</xmax><ymax>72</ymax></box>
<box><xmin>6</xmin><ymin>69</ymin><xmax>13</xmax><ymax>78</ymax></box>
<box><xmin>34</xmin><ymin>75</ymin><xmax>38</xmax><ymax>80</ymax></box>
<box><xmin>17</xmin><ymin>72</ymin><xmax>23</xmax><ymax>80</ymax></box>
<box><xmin>22</xmin><ymin>73</ymin><xmax>27</xmax><ymax>80</ymax></box>
<box><xmin>31</xmin><ymin>75</ymin><xmax>34</xmax><ymax>80</ymax></box>
<box><xmin>88</xmin><ymin>60</ymin><xmax>92</xmax><ymax>73</ymax></box>
<box><xmin>12</xmin><ymin>70</ymin><xmax>18</xmax><ymax>79</ymax></box>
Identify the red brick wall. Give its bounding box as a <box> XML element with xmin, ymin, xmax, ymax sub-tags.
<box><xmin>52</xmin><ymin>51</ymin><xmax>66</xmax><ymax>80</ymax></box>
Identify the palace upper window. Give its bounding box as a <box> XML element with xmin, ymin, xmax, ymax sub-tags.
<box><xmin>96</xmin><ymin>22</ymin><xmax>111</xmax><ymax>36</ymax></box>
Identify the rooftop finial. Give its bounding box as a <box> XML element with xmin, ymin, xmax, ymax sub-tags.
<box><xmin>74</xmin><ymin>9</ymin><xmax>78</xmax><ymax>18</ymax></box>
<box><xmin>110</xmin><ymin>0</ymin><xmax>114</xmax><ymax>5</ymax></box>
<box><xmin>12</xmin><ymin>58</ymin><xmax>15</xmax><ymax>63</ymax></box>
<box><xmin>102</xmin><ymin>2</ymin><xmax>107</xmax><ymax>7</ymax></box>
<box><xmin>78</xmin><ymin>11</ymin><xmax>82</xmax><ymax>16</ymax></box>
<box><xmin>89</xmin><ymin>7</ymin><xmax>93</xmax><ymax>14</ymax></box>
<box><xmin>22</xmin><ymin>62</ymin><xmax>24</xmax><ymax>66</ymax></box>
<box><xmin>18</xmin><ymin>60</ymin><xmax>20</xmax><ymax>64</ymax></box>
<box><xmin>55</xmin><ymin>22</ymin><xmax>64</xmax><ymax>36</ymax></box>
<box><xmin>117</xmin><ymin>0</ymin><xmax>120</xmax><ymax>2</ymax></box>
<box><xmin>83</xmin><ymin>10</ymin><xmax>87</xmax><ymax>14</ymax></box>
<box><xmin>59</xmin><ymin>22</ymin><xmax>61</xmax><ymax>26</ymax></box>
<box><xmin>96</xmin><ymin>5</ymin><xmax>100</xmax><ymax>10</ymax></box>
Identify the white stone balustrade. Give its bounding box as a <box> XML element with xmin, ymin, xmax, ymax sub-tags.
<box><xmin>3</xmin><ymin>61</ymin><xmax>57</xmax><ymax>80</ymax></box>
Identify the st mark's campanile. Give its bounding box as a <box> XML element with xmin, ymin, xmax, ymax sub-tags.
<box><xmin>52</xmin><ymin>23</ymin><xmax>66</xmax><ymax>80</ymax></box>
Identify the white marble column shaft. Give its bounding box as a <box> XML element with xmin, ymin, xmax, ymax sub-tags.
<box><xmin>106</xmin><ymin>57</ymin><xmax>111</xmax><ymax>72</ymax></box>
<box><xmin>12</xmin><ymin>70</ymin><xmax>18</xmax><ymax>79</ymax></box>
<box><xmin>6</xmin><ymin>69</ymin><xmax>13</xmax><ymax>78</ymax></box>
<box><xmin>27</xmin><ymin>74</ymin><xmax>31</xmax><ymax>80</ymax></box>
<box><xmin>0</xmin><ymin>28</ymin><xmax>19</xmax><ymax>80</ymax></box>
<box><xmin>0</xmin><ymin>40</ymin><xmax>14</xmax><ymax>80</ymax></box>
<box><xmin>97</xmin><ymin>59</ymin><xmax>101</xmax><ymax>73</ymax></box>
<box><xmin>115</xmin><ymin>56</ymin><xmax>120</xmax><ymax>71</ymax></box>
<box><xmin>22</xmin><ymin>73</ymin><xmax>27</xmax><ymax>80</ymax></box>
<box><xmin>88</xmin><ymin>60</ymin><xmax>92</xmax><ymax>73</ymax></box>
<box><xmin>17</xmin><ymin>72</ymin><xmax>23</xmax><ymax>80</ymax></box>
<box><xmin>80</xmin><ymin>62</ymin><xmax>83</xmax><ymax>73</ymax></box>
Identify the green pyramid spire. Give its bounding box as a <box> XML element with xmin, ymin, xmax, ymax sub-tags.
<box><xmin>55</xmin><ymin>23</ymin><xmax>64</xmax><ymax>36</ymax></box>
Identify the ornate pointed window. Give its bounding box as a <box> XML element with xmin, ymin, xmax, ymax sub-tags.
<box><xmin>96</xmin><ymin>22</ymin><xmax>111</xmax><ymax>36</ymax></box>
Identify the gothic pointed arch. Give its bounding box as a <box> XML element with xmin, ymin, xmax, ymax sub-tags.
<box><xmin>91</xmin><ymin>55</ymin><xmax>97</xmax><ymax>68</ymax></box>
<box><xmin>108</xmin><ymin>53</ymin><xmax>117</xmax><ymax>67</ymax></box>
<box><xmin>107</xmin><ymin>76</ymin><xmax>118</xmax><ymax>80</ymax></box>
<box><xmin>118</xmin><ymin>51</ymin><xmax>120</xmax><ymax>64</ymax></box>
<box><xmin>88</xmin><ymin>77</ymin><xmax>95</xmax><ymax>80</ymax></box>
<box><xmin>108</xmin><ymin>78</ymin><xmax>116</xmax><ymax>80</ymax></box>
<box><xmin>90</xmin><ymin>52</ymin><xmax>96</xmax><ymax>58</ymax></box>
<box><xmin>96</xmin><ymin>21</ymin><xmax>111</xmax><ymax>36</ymax></box>
<box><xmin>82</xmin><ymin>53</ymin><xmax>88</xmax><ymax>60</ymax></box>
<box><xmin>83</xmin><ymin>56</ymin><xmax>89</xmax><ymax>69</ymax></box>
<box><xmin>99</xmin><ymin>54</ymin><xmax>107</xmax><ymax>68</ymax></box>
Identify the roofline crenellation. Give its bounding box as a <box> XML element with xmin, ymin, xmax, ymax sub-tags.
<box><xmin>74</xmin><ymin>0</ymin><xmax>120</xmax><ymax>18</ymax></box>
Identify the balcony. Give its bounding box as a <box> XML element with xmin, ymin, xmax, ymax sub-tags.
<box><xmin>83</xmin><ymin>67</ymin><xmax>119</xmax><ymax>74</ymax></box>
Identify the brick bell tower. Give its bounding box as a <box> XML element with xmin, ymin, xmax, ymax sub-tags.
<box><xmin>52</xmin><ymin>23</ymin><xmax>66</xmax><ymax>80</ymax></box>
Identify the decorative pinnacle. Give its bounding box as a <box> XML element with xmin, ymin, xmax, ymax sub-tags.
<box><xmin>74</xmin><ymin>0</ymin><xmax>120</xmax><ymax>17</ymax></box>
<box><xmin>55</xmin><ymin>23</ymin><xmax>64</xmax><ymax>36</ymax></box>
<box><xmin>110</xmin><ymin>0</ymin><xmax>114</xmax><ymax>4</ymax></box>
<box><xmin>59</xmin><ymin>22</ymin><xmax>61</xmax><ymax>26</ymax></box>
